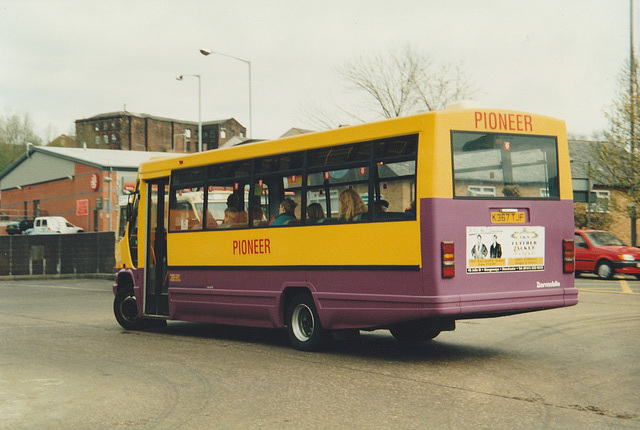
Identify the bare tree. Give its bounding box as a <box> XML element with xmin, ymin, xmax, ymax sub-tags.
<box><xmin>592</xmin><ymin>57</ymin><xmax>640</xmax><ymax>204</ymax></box>
<box><xmin>412</xmin><ymin>62</ymin><xmax>476</xmax><ymax>112</ymax></box>
<box><xmin>302</xmin><ymin>46</ymin><xmax>477</xmax><ymax>129</ymax></box>
<box><xmin>0</xmin><ymin>112</ymin><xmax>42</xmax><ymax>172</ymax></box>
<box><xmin>0</xmin><ymin>112</ymin><xmax>42</xmax><ymax>146</ymax></box>
<box><xmin>590</xmin><ymin>56</ymin><xmax>640</xmax><ymax>245</ymax></box>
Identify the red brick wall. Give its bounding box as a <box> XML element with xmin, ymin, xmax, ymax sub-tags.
<box><xmin>0</xmin><ymin>163</ymin><xmax>117</xmax><ymax>235</ymax></box>
<box><xmin>75</xmin><ymin>113</ymin><xmax>245</xmax><ymax>153</ymax></box>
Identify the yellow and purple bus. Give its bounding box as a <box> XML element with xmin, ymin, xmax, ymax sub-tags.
<box><xmin>113</xmin><ymin>108</ymin><xmax>577</xmax><ymax>351</ymax></box>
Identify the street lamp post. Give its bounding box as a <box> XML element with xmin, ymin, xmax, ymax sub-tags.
<box><xmin>176</xmin><ymin>74</ymin><xmax>202</xmax><ymax>152</ymax></box>
<box><xmin>200</xmin><ymin>48</ymin><xmax>252</xmax><ymax>138</ymax></box>
<box><xmin>103</xmin><ymin>175</ymin><xmax>113</xmax><ymax>232</ymax></box>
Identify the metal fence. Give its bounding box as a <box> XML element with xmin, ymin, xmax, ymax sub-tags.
<box><xmin>0</xmin><ymin>232</ymin><xmax>115</xmax><ymax>276</ymax></box>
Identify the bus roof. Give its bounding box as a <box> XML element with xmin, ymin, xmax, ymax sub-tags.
<box><xmin>136</xmin><ymin>109</ymin><xmax>565</xmax><ymax>179</ymax></box>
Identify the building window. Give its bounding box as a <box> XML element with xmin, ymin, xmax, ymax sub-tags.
<box><xmin>467</xmin><ymin>186</ymin><xmax>497</xmax><ymax>197</ymax></box>
<box><xmin>221</xmin><ymin>129</ymin><xmax>227</xmax><ymax>139</ymax></box>
<box><xmin>589</xmin><ymin>190</ymin><xmax>611</xmax><ymax>213</ymax></box>
<box><xmin>111</xmin><ymin>119</ymin><xmax>116</xmax><ymax>129</ymax></box>
<box><xmin>111</xmin><ymin>134</ymin><xmax>117</xmax><ymax>143</ymax></box>
<box><xmin>186</xmin><ymin>141</ymin><xmax>191</xmax><ymax>152</ymax></box>
<box><xmin>185</xmin><ymin>129</ymin><xmax>191</xmax><ymax>138</ymax></box>
<box><xmin>103</xmin><ymin>134</ymin><xmax>108</xmax><ymax>144</ymax></box>
<box><xmin>95</xmin><ymin>136</ymin><xmax>100</xmax><ymax>145</ymax></box>
<box><xmin>94</xmin><ymin>122</ymin><xmax>99</xmax><ymax>131</ymax></box>
<box><xmin>103</xmin><ymin>121</ymin><xmax>108</xmax><ymax>130</ymax></box>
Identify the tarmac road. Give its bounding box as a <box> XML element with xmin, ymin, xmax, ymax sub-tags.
<box><xmin>0</xmin><ymin>277</ymin><xmax>638</xmax><ymax>429</ymax></box>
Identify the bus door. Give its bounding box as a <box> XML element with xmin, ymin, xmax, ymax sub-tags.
<box><xmin>145</xmin><ymin>178</ymin><xmax>170</xmax><ymax>316</ymax></box>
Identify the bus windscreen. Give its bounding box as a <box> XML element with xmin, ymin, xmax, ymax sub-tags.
<box><xmin>451</xmin><ymin>131</ymin><xmax>559</xmax><ymax>199</ymax></box>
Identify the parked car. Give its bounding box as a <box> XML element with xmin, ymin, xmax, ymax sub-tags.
<box><xmin>30</xmin><ymin>216</ymin><xmax>83</xmax><ymax>234</ymax></box>
<box><xmin>5</xmin><ymin>221</ymin><xmax>22</xmax><ymax>235</ymax></box>
<box><xmin>574</xmin><ymin>230</ymin><xmax>640</xmax><ymax>279</ymax></box>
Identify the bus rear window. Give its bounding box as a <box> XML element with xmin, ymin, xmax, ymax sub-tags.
<box><xmin>452</xmin><ymin>131</ymin><xmax>559</xmax><ymax>199</ymax></box>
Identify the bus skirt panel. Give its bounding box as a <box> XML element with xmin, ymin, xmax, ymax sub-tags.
<box><xmin>163</xmin><ymin>266</ymin><xmax>576</xmax><ymax>331</ymax></box>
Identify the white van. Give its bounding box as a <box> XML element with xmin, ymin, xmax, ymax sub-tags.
<box><xmin>32</xmin><ymin>216</ymin><xmax>83</xmax><ymax>234</ymax></box>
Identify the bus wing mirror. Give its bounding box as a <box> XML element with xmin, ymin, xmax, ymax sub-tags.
<box><xmin>127</xmin><ymin>192</ymin><xmax>139</xmax><ymax>223</ymax></box>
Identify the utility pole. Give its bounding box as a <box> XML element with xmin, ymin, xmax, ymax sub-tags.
<box><xmin>631</xmin><ymin>0</ymin><xmax>638</xmax><ymax>245</ymax></box>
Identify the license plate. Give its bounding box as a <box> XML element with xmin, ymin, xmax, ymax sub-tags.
<box><xmin>491</xmin><ymin>212</ymin><xmax>525</xmax><ymax>224</ymax></box>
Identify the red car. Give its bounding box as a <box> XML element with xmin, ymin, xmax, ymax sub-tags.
<box><xmin>574</xmin><ymin>230</ymin><xmax>640</xmax><ymax>279</ymax></box>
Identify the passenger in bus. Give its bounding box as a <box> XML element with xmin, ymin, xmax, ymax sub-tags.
<box><xmin>306</xmin><ymin>203</ymin><xmax>325</xmax><ymax>221</ymax></box>
<box><xmin>252</xmin><ymin>206</ymin><xmax>267</xmax><ymax>226</ymax></box>
<box><xmin>502</xmin><ymin>185</ymin><xmax>521</xmax><ymax>197</ymax></box>
<box><xmin>338</xmin><ymin>189</ymin><xmax>367</xmax><ymax>221</ymax></box>
<box><xmin>219</xmin><ymin>206</ymin><xmax>240</xmax><ymax>228</ymax></box>
<box><xmin>270</xmin><ymin>198</ymin><xmax>297</xmax><ymax>226</ymax></box>
<box><xmin>227</xmin><ymin>193</ymin><xmax>248</xmax><ymax>223</ymax></box>
<box><xmin>374</xmin><ymin>199</ymin><xmax>389</xmax><ymax>213</ymax></box>
<box><xmin>190</xmin><ymin>208</ymin><xmax>218</xmax><ymax>230</ymax></box>
<box><xmin>404</xmin><ymin>200</ymin><xmax>416</xmax><ymax>219</ymax></box>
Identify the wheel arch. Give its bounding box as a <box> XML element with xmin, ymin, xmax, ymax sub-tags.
<box><xmin>595</xmin><ymin>258</ymin><xmax>613</xmax><ymax>271</ymax></box>
<box><xmin>114</xmin><ymin>268</ymin><xmax>136</xmax><ymax>295</ymax></box>
<box><xmin>278</xmin><ymin>284</ymin><xmax>316</xmax><ymax>328</ymax></box>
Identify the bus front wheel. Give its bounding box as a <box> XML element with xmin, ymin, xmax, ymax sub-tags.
<box><xmin>114</xmin><ymin>288</ymin><xmax>144</xmax><ymax>330</ymax></box>
<box><xmin>286</xmin><ymin>294</ymin><xmax>328</xmax><ymax>351</ymax></box>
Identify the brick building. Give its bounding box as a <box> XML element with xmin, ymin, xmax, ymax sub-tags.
<box><xmin>75</xmin><ymin>112</ymin><xmax>246</xmax><ymax>152</ymax></box>
<box><xmin>0</xmin><ymin>146</ymin><xmax>177</xmax><ymax>234</ymax></box>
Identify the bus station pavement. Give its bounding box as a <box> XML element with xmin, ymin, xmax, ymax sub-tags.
<box><xmin>0</xmin><ymin>276</ymin><xmax>638</xmax><ymax>429</ymax></box>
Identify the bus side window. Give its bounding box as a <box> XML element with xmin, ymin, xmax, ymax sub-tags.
<box><xmin>373</xmin><ymin>137</ymin><xmax>417</xmax><ymax>221</ymax></box>
<box><xmin>249</xmin><ymin>181</ymin><xmax>269</xmax><ymax>227</ymax></box>
<box><xmin>208</xmin><ymin>161</ymin><xmax>251</xmax><ymax>230</ymax></box>
<box><xmin>169</xmin><ymin>189</ymin><xmax>203</xmax><ymax>232</ymax></box>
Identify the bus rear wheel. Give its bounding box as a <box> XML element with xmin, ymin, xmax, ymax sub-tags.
<box><xmin>286</xmin><ymin>294</ymin><xmax>328</xmax><ymax>351</ymax></box>
<box><xmin>114</xmin><ymin>288</ymin><xmax>144</xmax><ymax>330</ymax></box>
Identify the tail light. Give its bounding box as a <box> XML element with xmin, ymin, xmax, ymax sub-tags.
<box><xmin>441</xmin><ymin>241</ymin><xmax>455</xmax><ymax>278</ymax></box>
<box><xmin>563</xmin><ymin>239</ymin><xmax>575</xmax><ymax>273</ymax></box>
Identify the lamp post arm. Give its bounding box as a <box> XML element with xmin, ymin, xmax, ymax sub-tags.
<box><xmin>201</xmin><ymin>49</ymin><xmax>252</xmax><ymax>138</ymax></box>
<box><xmin>202</xmin><ymin>50</ymin><xmax>249</xmax><ymax>65</ymax></box>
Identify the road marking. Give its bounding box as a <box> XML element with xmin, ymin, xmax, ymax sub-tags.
<box><xmin>619</xmin><ymin>279</ymin><xmax>633</xmax><ymax>294</ymax></box>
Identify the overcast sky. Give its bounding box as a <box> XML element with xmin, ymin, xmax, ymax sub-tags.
<box><xmin>0</xmin><ymin>0</ymin><xmax>637</xmax><ymax>141</ymax></box>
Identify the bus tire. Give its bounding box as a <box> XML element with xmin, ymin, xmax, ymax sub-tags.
<box><xmin>390</xmin><ymin>322</ymin><xmax>441</xmax><ymax>342</ymax></box>
<box><xmin>596</xmin><ymin>261</ymin><xmax>613</xmax><ymax>280</ymax></box>
<box><xmin>286</xmin><ymin>294</ymin><xmax>328</xmax><ymax>351</ymax></box>
<box><xmin>114</xmin><ymin>288</ymin><xmax>144</xmax><ymax>330</ymax></box>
